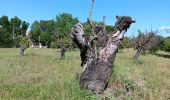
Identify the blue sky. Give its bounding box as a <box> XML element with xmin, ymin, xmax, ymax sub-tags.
<box><xmin>0</xmin><ymin>0</ymin><xmax>170</xmax><ymax>37</ymax></box>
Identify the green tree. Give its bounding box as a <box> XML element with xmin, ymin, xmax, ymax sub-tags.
<box><xmin>30</xmin><ymin>13</ymin><xmax>79</xmax><ymax>48</ymax></box>
<box><xmin>0</xmin><ymin>15</ymin><xmax>29</xmax><ymax>47</ymax></box>
<box><xmin>10</xmin><ymin>16</ymin><xmax>22</xmax><ymax>37</ymax></box>
<box><xmin>39</xmin><ymin>20</ymin><xmax>55</xmax><ymax>46</ymax></box>
<box><xmin>119</xmin><ymin>37</ymin><xmax>131</xmax><ymax>49</ymax></box>
<box><xmin>21</xmin><ymin>21</ymin><xmax>29</xmax><ymax>36</ymax></box>
<box><xmin>40</xmin><ymin>31</ymin><xmax>51</xmax><ymax>46</ymax></box>
<box><xmin>0</xmin><ymin>16</ymin><xmax>10</xmax><ymax>31</ymax></box>
<box><xmin>30</xmin><ymin>20</ymin><xmax>55</xmax><ymax>46</ymax></box>
<box><xmin>30</xmin><ymin>21</ymin><xmax>41</xmax><ymax>44</ymax></box>
<box><xmin>0</xmin><ymin>29</ymin><xmax>13</xmax><ymax>47</ymax></box>
<box><xmin>106</xmin><ymin>25</ymin><xmax>114</xmax><ymax>33</ymax></box>
<box><xmin>83</xmin><ymin>21</ymin><xmax>103</xmax><ymax>36</ymax></box>
<box><xmin>0</xmin><ymin>16</ymin><xmax>13</xmax><ymax>47</ymax></box>
<box><xmin>9</xmin><ymin>16</ymin><xmax>29</xmax><ymax>47</ymax></box>
<box><xmin>55</xmin><ymin>13</ymin><xmax>79</xmax><ymax>47</ymax></box>
<box><xmin>163</xmin><ymin>37</ymin><xmax>170</xmax><ymax>52</ymax></box>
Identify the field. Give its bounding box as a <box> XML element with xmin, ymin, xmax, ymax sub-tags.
<box><xmin>0</xmin><ymin>48</ymin><xmax>170</xmax><ymax>100</ymax></box>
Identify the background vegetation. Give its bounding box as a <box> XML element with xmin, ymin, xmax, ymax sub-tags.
<box><xmin>1</xmin><ymin>13</ymin><xmax>169</xmax><ymax>52</ymax></box>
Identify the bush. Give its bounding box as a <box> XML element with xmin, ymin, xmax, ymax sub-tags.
<box><xmin>50</xmin><ymin>41</ymin><xmax>57</xmax><ymax>48</ymax></box>
<box><xmin>164</xmin><ymin>37</ymin><xmax>170</xmax><ymax>52</ymax></box>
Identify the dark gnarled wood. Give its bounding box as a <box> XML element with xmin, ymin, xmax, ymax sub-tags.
<box><xmin>71</xmin><ymin>16</ymin><xmax>135</xmax><ymax>94</ymax></box>
<box><xmin>20</xmin><ymin>44</ymin><xmax>29</xmax><ymax>56</ymax></box>
<box><xmin>133</xmin><ymin>30</ymin><xmax>161</xmax><ymax>60</ymax></box>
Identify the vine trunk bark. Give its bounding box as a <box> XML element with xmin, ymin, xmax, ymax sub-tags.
<box><xmin>20</xmin><ymin>44</ymin><xmax>29</xmax><ymax>56</ymax></box>
<box><xmin>71</xmin><ymin>16</ymin><xmax>135</xmax><ymax>94</ymax></box>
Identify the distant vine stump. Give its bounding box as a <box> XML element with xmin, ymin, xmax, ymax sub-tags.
<box><xmin>60</xmin><ymin>46</ymin><xmax>66</xmax><ymax>59</ymax></box>
<box><xmin>71</xmin><ymin>16</ymin><xmax>135</xmax><ymax>94</ymax></box>
<box><xmin>133</xmin><ymin>30</ymin><xmax>161</xmax><ymax>60</ymax></box>
<box><xmin>20</xmin><ymin>44</ymin><xmax>29</xmax><ymax>56</ymax></box>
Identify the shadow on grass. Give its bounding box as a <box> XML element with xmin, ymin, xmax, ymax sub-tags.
<box><xmin>155</xmin><ymin>53</ymin><xmax>170</xmax><ymax>58</ymax></box>
<box><xmin>132</xmin><ymin>60</ymin><xmax>143</xmax><ymax>65</ymax></box>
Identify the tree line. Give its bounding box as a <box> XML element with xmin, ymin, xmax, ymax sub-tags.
<box><xmin>0</xmin><ymin>13</ymin><xmax>169</xmax><ymax>53</ymax></box>
<box><xmin>0</xmin><ymin>16</ymin><xmax>29</xmax><ymax>47</ymax></box>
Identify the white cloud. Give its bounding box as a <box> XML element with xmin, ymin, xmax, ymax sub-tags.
<box><xmin>159</xmin><ymin>26</ymin><xmax>170</xmax><ymax>34</ymax></box>
<box><xmin>159</xmin><ymin>26</ymin><xmax>170</xmax><ymax>30</ymax></box>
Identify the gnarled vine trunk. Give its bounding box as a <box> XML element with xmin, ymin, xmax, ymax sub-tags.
<box><xmin>134</xmin><ymin>48</ymin><xmax>141</xmax><ymax>60</ymax></box>
<box><xmin>20</xmin><ymin>44</ymin><xmax>29</xmax><ymax>56</ymax></box>
<box><xmin>133</xmin><ymin>30</ymin><xmax>161</xmax><ymax>60</ymax></box>
<box><xmin>71</xmin><ymin>16</ymin><xmax>134</xmax><ymax>94</ymax></box>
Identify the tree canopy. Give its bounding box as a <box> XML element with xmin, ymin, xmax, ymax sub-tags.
<box><xmin>29</xmin><ymin>13</ymin><xmax>78</xmax><ymax>48</ymax></box>
<box><xmin>0</xmin><ymin>15</ymin><xmax>29</xmax><ymax>47</ymax></box>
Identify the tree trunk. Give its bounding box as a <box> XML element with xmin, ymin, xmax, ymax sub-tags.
<box><xmin>20</xmin><ymin>44</ymin><xmax>29</xmax><ymax>56</ymax></box>
<box><xmin>134</xmin><ymin>48</ymin><xmax>141</xmax><ymax>60</ymax></box>
<box><xmin>60</xmin><ymin>46</ymin><xmax>66</xmax><ymax>60</ymax></box>
<box><xmin>71</xmin><ymin>16</ymin><xmax>134</xmax><ymax>94</ymax></box>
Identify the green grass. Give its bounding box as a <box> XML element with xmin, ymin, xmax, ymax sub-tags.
<box><xmin>0</xmin><ymin>48</ymin><xmax>169</xmax><ymax>100</ymax></box>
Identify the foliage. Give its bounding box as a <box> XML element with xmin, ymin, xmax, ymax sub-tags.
<box><xmin>119</xmin><ymin>37</ymin><xmax>131</xmax><ymax>49</ymax></box>
<box><xmin>29</xmin><ymin>13</ymin><xmax>78</xmax><ymax>48</ymax></box>
<box><xmin>0</xmin><ymin>16</ymin><xmax>13</xmax><ymax>47</ymax></box>
<box><xmin>0</xmin><ymin>15</ymin><xmax>29</xmax><ymax>47</ymax></box>
<box><xmin>55</xmin><ymin>13</ymin><xmax>78</xmax><ymax>38</ymax></box>
<box><xmin>19</xmin><ymin>35</ymin><xmax>32</xmax><ymax>47</ymax></box>
<box><xmin>55</xmin><ymin>13</ymin><xmax>79</xmax><ymax>48</ymax></box>
<box><xmin>1</xmin><ymin>14</ymin><xmax>168</xmax><ymax>51</ymax></box>
<box><xmin>29</xmin><ymin>21</ymin><xmax>41</xmax><ymax>44</ymax></box>
<box><xmin>83</xmin><ymin>21</ymin><xmax>102</xmax><ymax>36</ymax></box>
<box><xmin>30</xmin><ymin>20</ymin><xmax>54</xmax><ymax>46</ymax></box>
<box><xmin>21</xmin><ymin>21</ymin><xmax>29</xmax><ymax>36</ymax></box>
<box><xmin>50</xmin><ymin>41</ymin><xmax>58</xmax><ymax>48</ymax></box>
<box><xmin>161</xmin><ymin>37</ymin><xmax>170</xmax><ymax>52</ymax></box>
<box><xmin>106</xmin><ymin>25</ymin><xmax>114</xmax><ymax>33</ymax></box>
<box><xmin>10</xmin><ymin>16</ymin><xmax>22</xmax><ymax>36</ymax></box>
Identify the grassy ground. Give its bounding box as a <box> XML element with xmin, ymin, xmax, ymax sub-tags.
<box><xmin>0</xmin><ymin>48</ymin><xmax>169</xmax><ymax>100</ymax></box>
